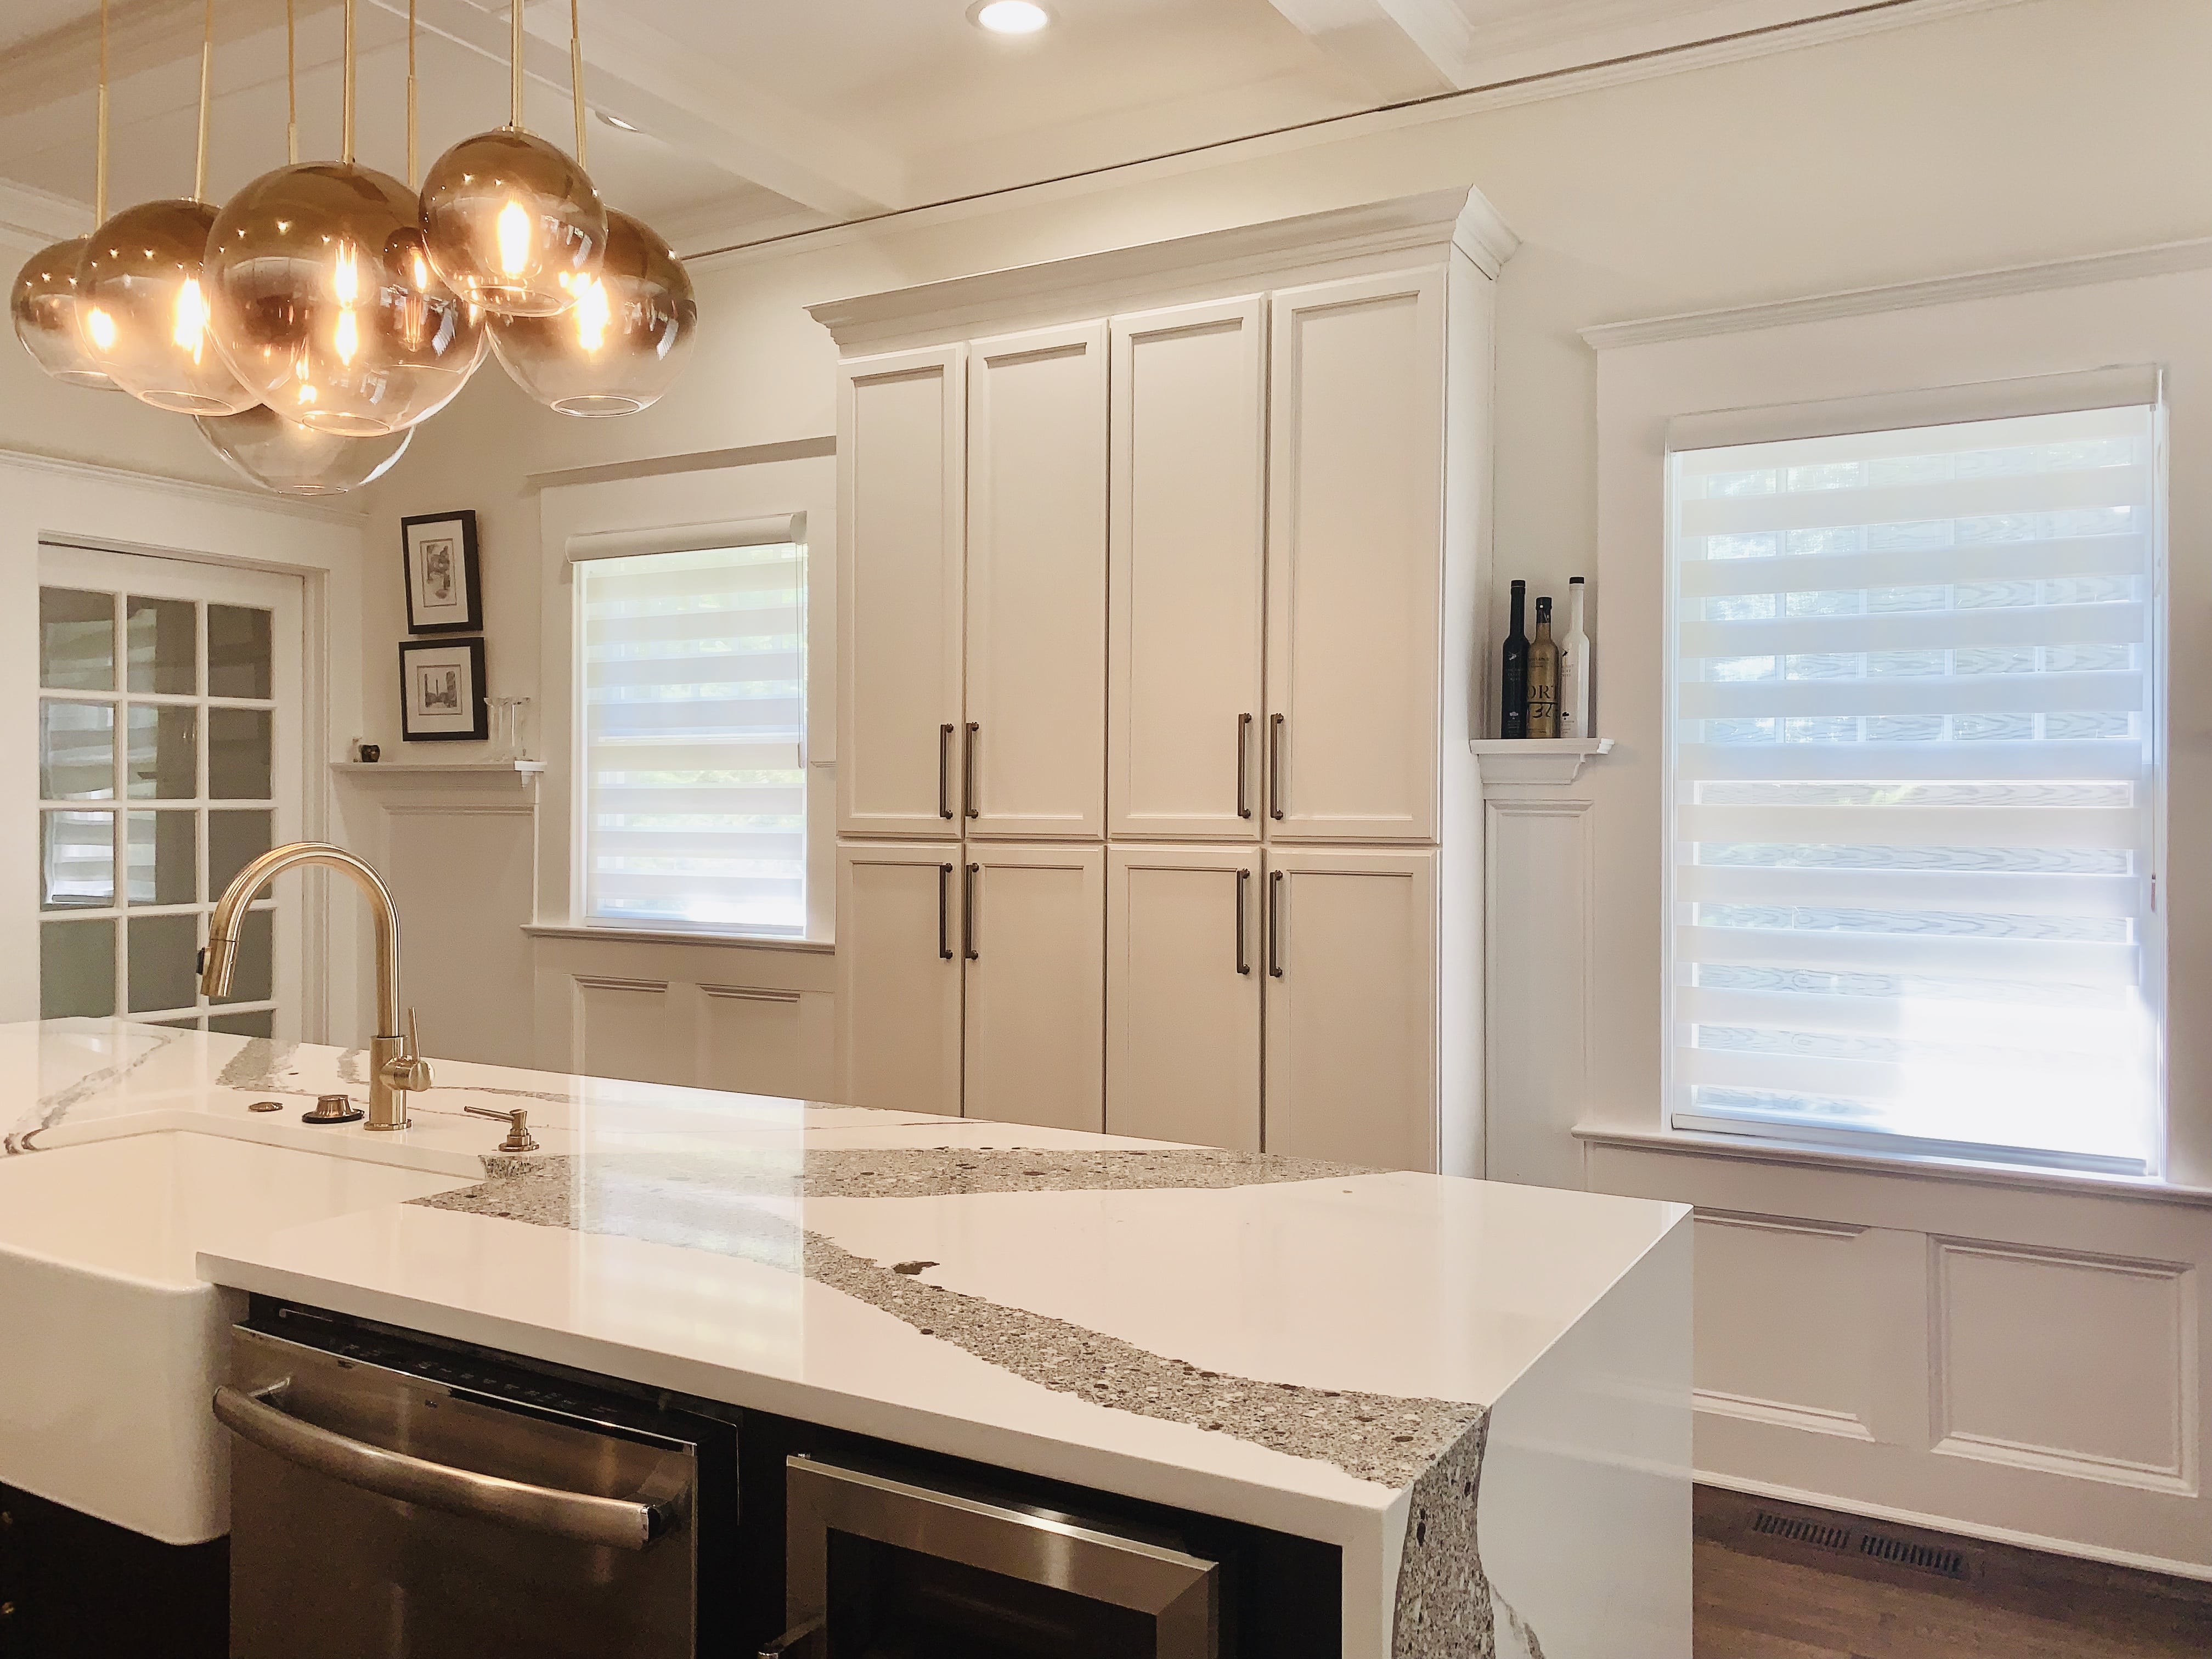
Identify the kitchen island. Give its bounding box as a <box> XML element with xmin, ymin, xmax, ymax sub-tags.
<box><xmin>2</xmin><ymin>1018</ymin><xmax>1690</xmax><ymax>1658</ymax></box>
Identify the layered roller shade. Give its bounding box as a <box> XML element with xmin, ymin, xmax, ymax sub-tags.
<box><xmin>1666</xmin><ymin>387</ymin><xmax>2162</xmax><ymax>1173</ymax></box>
<box><xmin>573</xmin><ymin>517</ymin><xmax>807</xmax><ymax>935</ymax></box>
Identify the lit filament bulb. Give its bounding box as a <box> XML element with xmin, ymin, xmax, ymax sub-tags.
<box><xmin>172</xmin><ymin>278</ymin><xmax>210</xmax><ymax>363</ymax></box>
<box><xmin>573</xmin><ymin>275</ymin><xmax>610</xmax><ymax>353</ymax></box>
<box><xmin>332</xmin><ymin>241</ymin><xmax>360</xmax><ymax>367</ymax></box>
<box><xmin>496</xmin><ymin>200</ymin><xmax>532</xmax><ymax>278</ymax></box>
<box><xmin>84</xmin><ymin>307</ymin><xmax>118</xmax><ymax>351</ymax></box>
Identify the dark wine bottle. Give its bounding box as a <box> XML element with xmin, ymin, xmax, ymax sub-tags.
<box><xmin>1527</xmin><ymin>595</ymin><xmax>1560</xmax><ymax>737</ymax></box>
<box><xmin>1500</xmin><ymin>580</ymin><xmax>1530</xmax><ymax>738</ymax></box>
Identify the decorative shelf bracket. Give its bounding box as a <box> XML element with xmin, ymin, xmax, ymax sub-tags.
<box><xmin>1469</xmin><ymin>737</ymin><xmax>1613</xmax><ymax>790</ymax></box>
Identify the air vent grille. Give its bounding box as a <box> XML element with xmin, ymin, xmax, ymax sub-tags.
<box><xmin>1751</xmin><ymin>1510</ymin><xmax>1851</xmax><ymax>1552</ymax></box>
<box><xmin>1859</xmin><ymin>1532</ymin><xmax>1970</xmax><ymax>1579</ymax></box>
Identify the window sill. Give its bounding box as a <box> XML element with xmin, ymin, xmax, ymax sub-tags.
<box><xmin>1573</xmin><ymin>1122</ymin><xmax>2212</xmax><ymax>1209</ymax></box>
<box><xmin>522</xmin><ymin>923</ymin><xmax>832</xmax><ymax>954</ymax></box>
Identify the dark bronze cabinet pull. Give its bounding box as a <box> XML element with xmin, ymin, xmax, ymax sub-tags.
<box><xmin>1235</xmin><ymin>868</ymin><xmax>1251</xmax><ymax>975</ymax></box>
<box><xmin>963</xmin><ymin>862</ymin><xmax>980</xmax><ymax>961</ymax></box>
<box><xmin>938</xmin><ymin>724</ymin><xmax>955</xmax><ymax>819</ymax></box>
<box><xmin>1237</xmin><ymin>713</ymin><xmax>1253</xmax><ymax>819</ymax></box>
<box><xmin>1268</xmin><ymin>868</ymin><xmax>1284</xmax><ymax>978</ymax></box>
<box><xmin>1268</xmin><ymin>713</ymin><xmax>1285</xmax><ymax>821</ymax></box>
<box><xmin>937</xmin><ymin>864</ymin><xmax>954</xmax><ymax>960</ymax></box>
<box><xmin>963</xmin><ymin>723</ymin><xmax>979</xmax><ymax>819</ymax></box>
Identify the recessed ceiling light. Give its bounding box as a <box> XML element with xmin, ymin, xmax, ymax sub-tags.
<box><xmin>597</xmin><ymin>110</ymin><xmax>640</xmax><ymax>133</ymax></box>
<box><xmin>970</xmin><ymin>1</ymin><xmax>1051</xmax><ymax>35</ymax></box>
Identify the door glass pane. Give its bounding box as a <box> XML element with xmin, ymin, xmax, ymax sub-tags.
<box><xmin>41</xmin><ymin>588</ymin><xmax>114</xmax><ymax>691</ymax></box>
<box><xmin>210</xmin><ymin>1009</ymin><xmax>273</xmax><ymax>1038</ymax></box>
<box><xmin>215</xmin><ymin>908</ymin><xmax>274</xmax><ymax>1004</ymax></box>
<box><xmin>127</xmin><ymin>913</ymin><xmax>200</xmax><ymax>1013</ymax></box>
<box><xmin>127</xmin><ymin>596</ymin><xmax>197</xmax><ymax>695</ymax></box>
<box><xmin>127</xmin><ymin>811</ymin><xmax>197</xmax><ymax>906</ymax></box>
<box><xmin>126</xmin><ymin>705</ymin><xmax>198</xmax><ymax>799</ymax></box>
<box><xmin>210</xmin><ymin>708</ymin><xmax>272</xmax><ymax>800</ymax></box>
<box><xmin>41</xmin><ymin>918</ymin><xmax>116</xmax><ymax>1017</ymax></box>
<box><xmin>41</xmin><ymin>702</ymin><xmax>115</xmax><ymax>800</ymax></box>
<box><xmin>42</xmin><ymin>810</ymin><xmax>114</xmax><ymax>909</ymax></box>
<box><xmin>208</xmin><ymin>605</ymin><xmax>272</xmax><ymax>699</ymax></box>
<box><xmin>208</xmin><ymin>810</ymin><xmax>271</xmax><ymax>900</ymax></box>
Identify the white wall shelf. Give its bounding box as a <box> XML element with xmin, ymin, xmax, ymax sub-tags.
<box><xmin>1469</xmin><ymin>736</ymin><xmax>1612</xmax><ymax>787</ymax></box>
<box><xmin>331</xmin><ymin>760</ymin><xmax>545</xmax><ymax>777</ymax></box>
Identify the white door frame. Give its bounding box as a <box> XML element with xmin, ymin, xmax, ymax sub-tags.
<box><xmin>0</xmin><ymin>449</ymin><xmax>367</xmax><ymax>1041</ymax></box>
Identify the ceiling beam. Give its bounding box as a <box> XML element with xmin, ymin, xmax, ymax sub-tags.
<box><xmin>362</xmin><ymin>0</ymin><xmax>904</xmax><ymax>219</ymax></box>
<box><xmin>1265</xmin><ymin>0</ymin><xmax>1474</xmax><ymax>100</ymax></box>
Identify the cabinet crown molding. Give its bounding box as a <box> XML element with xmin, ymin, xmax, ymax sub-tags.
<box><xmin>808</xmin><ymin>187</ymin><xmax>1516</xmax><ymax>354</ymax></box>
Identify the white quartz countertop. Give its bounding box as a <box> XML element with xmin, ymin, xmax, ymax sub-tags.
<box><xmin>5</xmin><ymin>1018</ymin><xmax>1686</xmax><ymax>1555</ymax></box>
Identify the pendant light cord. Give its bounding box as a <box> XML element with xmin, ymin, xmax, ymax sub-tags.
<box><xmin>94</xmin><ymin>0</ymin><xmax>108</xmax><ymax>223</ymax></box>
<box><xmin>407</xmin><ymin>0</ymin><xmax>419</xmax><ymax>187</ymax></box>
<box><xmin>570</xmin><ymin>0</ymin><xmax>586</xmax><ymax>167</ymax></box>
<box><xmin>510</xmin><ymin>0</ymin><xmax>524</xmax><ymax>133</ymax></box>
<box><xmin>285</xmin><ymin>0</ymin><xmax>297</xmax><ymax>165</ymax></box>
<box><xmin>341</xmin><ymin>0</ymin><xmax>356</xmax><ymax>165</ymax></box>
<box><xmin>194</xmin><ymin>0</ymin><xmax>213</xmax><ymax>201</ymax></box>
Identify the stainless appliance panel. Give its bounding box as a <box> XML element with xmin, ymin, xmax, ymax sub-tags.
<box><xmin>226</xmin><ymin>1324</ymin><xmax>698</xmax><ymax>1659</ymax></box>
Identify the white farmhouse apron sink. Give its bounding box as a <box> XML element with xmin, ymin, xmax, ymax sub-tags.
<box><xmin>0</xmin><ymin>1132</ymin><xmax>471</xmax><ymax>1543</ymax></box>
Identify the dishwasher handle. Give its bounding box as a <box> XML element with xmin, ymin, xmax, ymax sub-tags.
<box><xmin>213</xmin><ymin>1383</ymin><xmax>684</xmax><ymax>1551</ymax></box>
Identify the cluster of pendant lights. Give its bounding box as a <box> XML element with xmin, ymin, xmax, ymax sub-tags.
<box><xmin>8</xmin><ymin>0</ymin><xmax>697</xmax><ymax>495</ymax></box>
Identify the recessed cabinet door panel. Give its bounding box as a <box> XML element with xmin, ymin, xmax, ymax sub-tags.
<box><xmin>1266</xmin><ymin>270</ymin><xmax>1445</xmax><ymax>842</ymax></box>
<box><xmin>1262</xmin><ymin>848</ymin><xmax>1437</xmax><ymax>1171</ymax></box>
<box><xmin>838</xmin><ymin>347</ymin><xmax>965</xmax><ymax>840</ymax></box>
<box><xmin>1107</xmin><ymin>845</ymin><xmax>1262</xmax><ymax>1152</ymax></box>
<box><xmin>966</xmin><ymin>323</ymin><xmax>1108</xmax><ymax>839</ymax></box>
<box><xmin>963</xmin><ymin>844</ymin><xmax>1104</xmax><ymax>1132</ymax></box>
<box><xmin>837</xmin><ymin>842</ymin><xmax>963</xmax><ymax>1116</ymax></box>
<box><xmin>1108</xmin><ymin>297</ymin><xmax>1266</xmax><ymax>841</ymax></box>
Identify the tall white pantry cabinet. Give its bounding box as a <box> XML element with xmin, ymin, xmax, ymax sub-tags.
<box><xmin>813</xmin><ymin>189</ymin><xmax>1514</xmax><ymax>1176</ymax></box>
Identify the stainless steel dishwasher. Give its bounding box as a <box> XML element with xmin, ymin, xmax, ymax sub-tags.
<box><xmin>216</xmin><ymin>1308</ymin><xmax>736</xmax><ymax>1659</ymax></box>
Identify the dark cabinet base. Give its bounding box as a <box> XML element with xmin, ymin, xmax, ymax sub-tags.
<box><xmin>0</xmin><ymin>1482</ymin><xmax>227</xmax><ymax>1659</ymax></box>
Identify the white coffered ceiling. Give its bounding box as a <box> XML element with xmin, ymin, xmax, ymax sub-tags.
<box><xmin>0</xmin><ymin>0</ymin><xmax>1991</xmax><ymax>253</ymax></box>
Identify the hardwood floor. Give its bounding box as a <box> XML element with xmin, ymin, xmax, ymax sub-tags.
<box><xmin>1695</xmin><ymin>1488</ymin><xmax>2212</xmax><ymax>1659</ymax></box>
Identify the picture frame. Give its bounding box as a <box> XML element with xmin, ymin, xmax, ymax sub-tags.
<box><xmin>398</xmin><ymin>636</ymin><xmax>489</xmax><ymax>742</ymax></box>
<box><xmin>400</xmin><ymin>510</ymin><xmax>483</xmax><ymax>634</ymax></box>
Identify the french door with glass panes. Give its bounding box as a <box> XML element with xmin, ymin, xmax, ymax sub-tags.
<box><xmin>37</xmin><ymin>545</ymin><xmax>306</xmax><ymax>1039</ymax></box>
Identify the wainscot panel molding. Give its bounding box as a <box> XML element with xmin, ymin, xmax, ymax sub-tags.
<box><xmin>1483</xmin><ymin>795</ymin><xmax>1594</xmax><ymax>1190</ymax></box>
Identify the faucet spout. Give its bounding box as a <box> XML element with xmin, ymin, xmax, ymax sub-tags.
<box><xmin>201</xmin><ymin>843</ymin><xmax>429</xmax><ymax>1130</ymax></box>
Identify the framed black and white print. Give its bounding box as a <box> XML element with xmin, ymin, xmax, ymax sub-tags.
<box><xmin>400</xmin><ymin>510</ymin><xmax>483</xmax><ymax>634</ymax></box>
<box><xmin>398</xmin><ymin>636</ymin><xmax>488</xmax><ymax>741</ymax></box>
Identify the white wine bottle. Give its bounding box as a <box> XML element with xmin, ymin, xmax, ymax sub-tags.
<box><xmin>1527</xmin><ymin>596</ymin><xmax>1560</xmax><ymax>738</ymax></box>
<box><xmin>1560</xmin><ymin>576</ymin><xmax>1591</xmax><ymax>739</ymax></box>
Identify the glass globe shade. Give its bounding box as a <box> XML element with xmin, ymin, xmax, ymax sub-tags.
<box><xmin>487</xmin><ymin>210</ymin><xmax>696</xmax><ymax>417</ymax></box>
<box><xmin>11</xmin><ymin>237</ymin><xmax>119</xmax><ymax>390</ymax></box>
<box><xmin>75</xmin><ymin>200</ymin><xmax>259</xmax><ymax>415</ymax></box>
<box><xmin>205</xmin><ymin>163</ymin><xmax>486</xmax><ymax>438</ymax></box>
<box><xmin>420</xmin><ymin>129</ymin><xmax>607</xmax><ymax>317</ymax></box>
<box><xmin>195</xmin><ymin>403</ymin><xmax>411</xmax><ymax>496</ymax></box>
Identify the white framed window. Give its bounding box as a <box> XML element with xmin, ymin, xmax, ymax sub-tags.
<box><xmin>574</xmin><ymin>529</ymin><xmax>808</xmax><ymax>938</ymax></box>
<box><xmin>1665</xmin><ymin>388</ymin><xmax>2164</xmax><ymax>1176</ymax></box>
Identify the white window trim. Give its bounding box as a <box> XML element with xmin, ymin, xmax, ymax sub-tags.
<box><xmin>537</xmin><ymin>454</ymin><xmax>837</xmax><ymax>945</ymax></box>
<box><xmin>1586</xmin><ymin>257</ymin><xmax>2212</xmax><ymax>1190</ymax></box>
<box><xmin>1658</xmin><ymin>373</ymin><xmax>2170</xmax><ymax>1180</ymax></box>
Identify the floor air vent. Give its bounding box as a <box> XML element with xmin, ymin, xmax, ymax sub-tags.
<box><xmin>1858</xmin><ymin>1531</ymin><xmax>1970</xmax><ymax>1579</ymax></box>
<box><xmin>1750</xmin><ymin>1510</ymin><xmax>1852</xmax><ymax>1552</ymax></box>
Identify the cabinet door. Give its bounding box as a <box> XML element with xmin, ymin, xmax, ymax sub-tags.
<box><xmin>1266</xmin><ymin>269</ymin><xmax>1445</xmax><ymax>842</ymax></box>
<box><xmin>1108</xmin><ymin>297</ymin><xmax>1267</xmax><ymax>840</ymax></box>
<box><xmin>1106</xmin><ymin>845</ymin><xmax>1262</xmax><ymax>1152</ymax></box>
<box><xmin>962</xmin><ymin>843</ymin><xmax>1104</xmax><ymax>1132</ymax></box>
<box><xmin>837</xmin><ymin>346</ymin><xmax>966</xmax><ymax>840</ymax></box>
<box><xmin>836</xmin><ymin>842</ymin><xmax>963</xmax><ymax>1116</ymax></box>
<box><xmin>965</xmin><ymin>323</ymin><xmax>1108</xmax><ymax>839</ymax></box>
<box><xmin>1262</xmin><ymin>848</ymin><xmax>1437</xmax><ymax>1171</ymax></box>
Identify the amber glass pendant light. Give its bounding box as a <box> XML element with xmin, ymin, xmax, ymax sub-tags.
<box><xmin>9</xmin><ymin>0</ymin><xmax>120</xmax><ymax>390</ymax></box>
<box><xmin>74</xmin><ymin>0</ymin><xmax>258</xmax><ymax>414</ymax></box>
<box><xmin>420</xmin><ymin>0</ymin><xmax>606</xmax><ymax>316</ymax></box>
<box><xmin>206</xmin><ymin>0</ymin><xmax>483</xmax><ymax>436</ymax></box>
<box><xmin>489</xmin><ymin>2</ymin><xmax>695</xmax><ymax>416</ymax></box>
<box><xmin>196</xmin><ymin>403</ymin><xmax>412</xmax><ymax>494</ymax></box>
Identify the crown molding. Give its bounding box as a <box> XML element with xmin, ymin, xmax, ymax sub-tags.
<box><xmin>806</xmin><ymin>187</ymin><xmax>1516</xmax><ymax>354</ymax></box>
<box><xmin>0</xmin><ymin>446</ymin><xmax>370</xmax><ymax>526</ymax></box>
<box><xmin>1582</xmin><ymin>236</ymin><xmax>2212</xmax><ymax>351</ymax></box>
